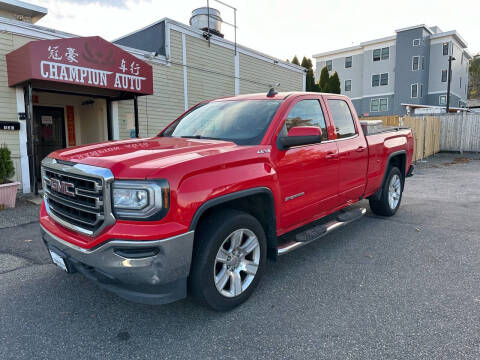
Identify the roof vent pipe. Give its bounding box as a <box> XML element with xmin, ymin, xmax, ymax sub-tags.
<box><xmin>190</xmin><ymin>7</ymin><xmax>224</xmax><ymax>38</ymax></box>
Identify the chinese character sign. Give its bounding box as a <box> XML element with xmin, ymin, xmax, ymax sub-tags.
<box><xmin>6</xmin><ymin>36</ymin><xmax>154</xmax><ymax>95</ymax></box>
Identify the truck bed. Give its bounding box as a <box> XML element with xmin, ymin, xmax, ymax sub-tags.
<box><xmin>362</xmin><ymin>125</ymin><xmax>414</xmax><ymax>198</ymax></box>
<box><xmin>360</xmin><ymin>120</ymin><xmax>410</xmax><ymax>136</ymax></box>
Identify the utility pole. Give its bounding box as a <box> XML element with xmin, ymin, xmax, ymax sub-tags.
<box><xmin>446</xmin><ymin>55</ymin><xmax>456</xmax><ymax>113</ymax></box>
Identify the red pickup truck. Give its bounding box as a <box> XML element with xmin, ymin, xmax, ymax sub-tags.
<box><xmin>40</xmin><ymin>91</ymin><xmax>414</xmax><ymax>311</ymax></box>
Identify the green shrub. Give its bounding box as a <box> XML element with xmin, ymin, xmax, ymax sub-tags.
<box><xmin>0</xmin><ymin>145</ymin><xmax>15</xmax><ymax>184</ymax></box>
<box><xmin>327</xmin><ymin>72</ymin><xmax>341</xmax><ymax>94</ymax></box>
<box><xmin>318</xmin><ymin>66</ymin><xmax>330</xmax><ymax>92</ymax></box>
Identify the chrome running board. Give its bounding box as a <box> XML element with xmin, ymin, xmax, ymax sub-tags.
<box><xmin>277</xmin><ymin>207</ymin><xmax>367</xmax><ymax>256</ymax></box>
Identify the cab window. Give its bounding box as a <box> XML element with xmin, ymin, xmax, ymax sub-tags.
<box><xmin>327</xmin><ymin>99</ymin><xmax>357</xmax><ymax>139</ymax></box>
<box><xmin>282</xmin><ymin>99</ymin><xmax>328</xmax><ymax>141</ymax></box>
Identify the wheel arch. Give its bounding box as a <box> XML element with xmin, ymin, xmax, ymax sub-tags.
<box><xmin>369</xmin><ymin>150</ymin><xmax>407</xmax><ymax>201</ymax></box>
<box><xmin>189</xmin><ymin>187</ymin><xmax>278</xmax><ymax>260</ymax></box>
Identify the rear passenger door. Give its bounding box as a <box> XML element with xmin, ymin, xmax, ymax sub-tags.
<box><xmin>325</xmin><ymin>97</ymin><xmax>368</xmax><ymax>204</ymax></box>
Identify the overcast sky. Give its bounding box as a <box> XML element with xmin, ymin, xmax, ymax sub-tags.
<box><xmin>34</xmin><ymin>0</ymin><xmax>479</xmax><ymax>66</ymax></box>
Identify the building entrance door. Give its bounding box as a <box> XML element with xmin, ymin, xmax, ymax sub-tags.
<box><xmin>33</xmin><ymin>106</ymin><xmax>66</xmax><ymax>184</ymax></box>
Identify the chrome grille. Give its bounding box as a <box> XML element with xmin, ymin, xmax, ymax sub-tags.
<box><xmin>41</xmin><ymin>158</ymin><xmax>115</xmax><ymax>236</ymax></box>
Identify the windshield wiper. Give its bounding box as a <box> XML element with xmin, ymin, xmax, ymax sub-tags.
<box><xmin>180</xmin><ymin>135</ymin><xmax>222</xmax><ymax>141</ymax></box>
<box><xmin>180</xmin><ymin>135</ymin><xmax>203</xmax><ymax>139</ymax></box>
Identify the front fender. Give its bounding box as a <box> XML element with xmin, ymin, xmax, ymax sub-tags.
<box><xmin>175</xmin><ymin>160</ymin><xmax>279</xmax><ymax>229</ymax></box>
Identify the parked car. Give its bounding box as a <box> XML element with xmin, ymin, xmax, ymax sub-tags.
<box><xmin>40</xmin><ymin>91</ymin><xmax>414</xmax><ymax>311</ymax></box>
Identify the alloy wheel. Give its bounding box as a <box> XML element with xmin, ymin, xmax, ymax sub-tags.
<box><xmin>388</xmin><ymin>174</ymin><xmax>401</xmax><ymax>210</ymax></box>
<box><xmin>213</xmin><ymin>228</ymin><xmax>260</xmax><ymax>298</ymax></box>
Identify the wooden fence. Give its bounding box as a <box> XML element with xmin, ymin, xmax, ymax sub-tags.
<box><xmin>360</xmin><ymin>115</ymin><xmax>401</xmax><ymax>126</ymax></box>
<box><xmin>438</xmin><ymin>113</ymin><xmax>480</xmax><ymax>152</ymax></box>
<box><xmin>360</xmin><ymin>115</ymin><xmax>441</xmax><ymax>161</ymax></box>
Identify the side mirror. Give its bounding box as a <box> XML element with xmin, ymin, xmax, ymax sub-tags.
<box><xmin>279</xmin><ymin>126</ymin><xmax>323</xmax><ymax>150</ymax></box>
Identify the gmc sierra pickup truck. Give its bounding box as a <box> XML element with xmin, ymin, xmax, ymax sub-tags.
<box><xmin>40</xmin><ymin>91</ymin><xmax>414</xmax><ymax>311</ymax></box>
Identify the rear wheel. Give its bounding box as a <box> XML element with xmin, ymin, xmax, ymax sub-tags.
<box><xmin>190</xmin><ymin>209</ymin><xmax>267</xmax><ymax>311</ymax></box>
<box><xmin>369</xmin><ymin>167</ymin><xmax>403</xmax><ymax>217</ymax></box>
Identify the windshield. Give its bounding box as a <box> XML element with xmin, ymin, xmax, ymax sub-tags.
<box><xmin>161</xmin><ymin>100</ymin><xmax>282</xmax><ymax>145</ymax></box>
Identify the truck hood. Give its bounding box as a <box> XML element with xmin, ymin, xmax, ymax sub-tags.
<box><xmin>49</xmin><ymin>137</ymin><xmax>242</xmax><ymax>178</ymax></box>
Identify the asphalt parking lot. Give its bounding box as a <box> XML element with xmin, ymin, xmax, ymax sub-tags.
<box><xmin>1</xmin><ymin>153</ymin><xmax>479</xmax><ymax>360</ymax></box>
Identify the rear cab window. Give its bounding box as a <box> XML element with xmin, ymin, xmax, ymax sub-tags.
<box><xmin>281</xmin><ymin>99</ymin><xmax>329</xmax><ymax>141</ymax></box>
<box><xmin>327</xmin><ymin>99</ymin><xmax>357</xmax><ymax>139</ymax></box>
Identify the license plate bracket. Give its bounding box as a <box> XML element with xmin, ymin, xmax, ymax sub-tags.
<box><xmin>49</xmin><ymin>249</ymin><xmax>69</xmax><ymax>272</ymax></box>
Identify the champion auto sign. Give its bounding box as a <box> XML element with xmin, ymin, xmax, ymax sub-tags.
<box><xmin>6</xmin><ymin>36</ymin><xmax>153</xmax><ymax>95</ymax></box>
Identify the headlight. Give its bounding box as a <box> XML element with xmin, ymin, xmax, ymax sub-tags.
<box><xmin>113</xmin><ymin>188</ymin><xmax>149</xmax><ymax>209</ymax></box>
<box><xmin>112</xmin><ymin>180</ymin><xmax>169</xmax><ymax>221</ymax></box>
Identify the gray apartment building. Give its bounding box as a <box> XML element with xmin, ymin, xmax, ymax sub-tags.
<box><xmin>313</xmin><ymin>25</ymin><xmax>472</xmax><ymax>116</ymax></box>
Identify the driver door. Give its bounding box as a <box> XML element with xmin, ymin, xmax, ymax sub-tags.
<box><xmin>271</xmin><ymin>97</ymin><xmax>339</xmax><ymax>232</ymax></box>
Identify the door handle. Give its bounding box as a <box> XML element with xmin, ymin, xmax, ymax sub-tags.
<box><xmin>356</xmin><ymin>146</ymin><xmax>366</xmax><ymax>152</ymax></box>
<box><xmin>325</xmin><ymin>152</ymin><xmax>338</xmax><ymax>159</ymax></box>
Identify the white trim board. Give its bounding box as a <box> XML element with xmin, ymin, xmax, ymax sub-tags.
<box><xmin>312</xmin><ymin>35</ymin><xmax>396</xmax><ymax>59</ymax></box>
<box><xmin>352</xmin><ymin>92</ymin><xmax>395</xmax><ymax>100</ymax></box>
<box><xmin>430</xmin><ymin>30</ymin><xmax>468</xmax><ymax>48</ymax></box>
<box><xmin>15</xmin><ymin>86</ymin><xmax>30</xmax><ymax>193</ymax></box>
<box><xmin>428</xmin><ymin>90</ymin><xmax>464</xmax><ymax>99</ymax></box>
<box><xmin>395</xmin><ymin>24</ymin><xmax>433</xmax><ymax>34</ymax></box>
<box><xmin>0</xmin><ymin>0</ymin><xmax>47</xmax><ymax>15</ymax></box>
<box><xmin>313</xmin><ymin>46</ymin><xmax>363</xmax><ymax>60</ymax></box>
<box><xmin>182</xmin><ymin>33</ymin><xmax>188</xmax><ymax>111</ymax></box>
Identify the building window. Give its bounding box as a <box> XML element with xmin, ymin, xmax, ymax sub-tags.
<box><xmin>460</xmin><ymin>77</ymin><xmax>462</xmax><ymax>88</ymax></box>
<box><xmin>411</xmin><ymin>83</ymin><xmax>418</xmax><ymax>98</ymax></box>
<box><xmin>439</xmin><ymin>95</ymin><xmax>447</xmax><ymax>105</ymax></box>
<box><xmin>370</xmin><ymin>99</ymin><xmax>379</xmax><ymax>112</ymax></box>
<box><xmin>412</xmin><ymin>56</ymin><xmax>419</xmax><ymax>71</ymax></box>
<box><xmin>345</xmin><ymin>79</ymin><xmax>352</xmax><ymax>92</ymax></box>
<box><xmin>326</xmin><ymin>60</ymin><xmax>332</xmax><ymax>71</ymax></box>
<box><xmin>345</xmin><ymin>56</ymin><xmax>352</xmax><ymax>68</ymax></box>
<box><xmin>443</xmin><ymin>42</ymin><xmax>449</xmax><ymax>56</ymax></box>
<box><xmin>380</xmin><ymin>73</ymin><xmax>388</xmax><ymax>86</ymax></box>
<box><xmin>413</xmin><ymin>38</ymin><xmax>421</xmax><ymax>46</ymax></box>
<box><xmin>419</xmin><ymin>83</ymin><xmax>423</xmax><ymax>98</ymax></box>
<box><xmin>373</xmin><ymin>47</ymin><xmax>389</xmax><ymax>61</ymax></box>
<box><xmin>421</xmin><ymin>56</ymin><xmax>425</xmax><ymax>70</ymax></box>
<box><xmin>379</xmin><ymin>98</ymin><xmax>388</xmax><ymax>112</ymax></box>
<box><xmin>372</xmin><ymin>74</ymin><xmax>380</xmax><ymax>87</ymax></box>
<box><xmin>441</xmin><ymin>69</ymin><xmax>447</xmax><ymax>82</ymax></box>
<box><xmin>381</xmin><ymin>47</ymin><xmax>389</xmax><ymax>60</ymax></box>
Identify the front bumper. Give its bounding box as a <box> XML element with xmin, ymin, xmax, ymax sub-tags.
<box><xmin>41</xmin><ymin>225</ymin><xmax>194</xmax><ymax>305</ymax></box>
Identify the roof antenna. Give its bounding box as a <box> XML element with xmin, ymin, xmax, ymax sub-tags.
<box><xmin>267</xmin><ymin>83</ymin><xmax>280</xmax><ymax>97</ymax></box>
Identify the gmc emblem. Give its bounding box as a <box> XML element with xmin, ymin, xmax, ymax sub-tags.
<box><xmin>50</xmin><ymin>178</ymin><xmax>75</xmax><ymax>197</ymax></box>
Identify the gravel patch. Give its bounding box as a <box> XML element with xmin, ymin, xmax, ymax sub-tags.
<box><xmin>0</xmin><ymin>253</ymin><xmax>30</xmax><ymax>273</ymax></box>
<box><xmin>0</xmin><ymin>196</ymin><xmax>40</xmax><ymax>229</ymax></box>
<box><xmin>414</xmin><ymin>151</ymin><xmax>480</xmax><ymax>170</ymax></box>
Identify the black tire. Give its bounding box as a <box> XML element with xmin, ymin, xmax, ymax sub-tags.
<box><xmin>369</xmin><ymin>166</ymin><xmax>403</xmax><ymax>217</ymax></box>
<box><xmin>189</xmin><ymin>209</ymin><xmax>267</xmax><ymax>311</ymax></box>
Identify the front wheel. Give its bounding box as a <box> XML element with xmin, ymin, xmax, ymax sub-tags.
<box><xmin>189</xmin><ymin>209</ymin><xmax>267</xmax><ymax>311</ymax></box>
<box><xmin>369</xmin><ymin>167</ymin><xmax>403</xmax><ymax>216</ymax></box>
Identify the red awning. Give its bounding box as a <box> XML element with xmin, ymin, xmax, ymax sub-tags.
<box><xmin>6</xmin><ymin>36</ymin><xmax>153</xmax><ymax>95</ymax></box>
